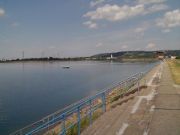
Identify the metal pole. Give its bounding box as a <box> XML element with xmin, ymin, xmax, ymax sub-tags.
<box><xmin>61</xmin><ymin>114</ymin><xmax>66</xmax><ymax>135</ymax></box>
<box><xmin>102</xmin><ymin>93</ymin><xmax>106</xmax><ymax>113</ymax></box>
<box><xmin>77</xmin><ymin>106</ymin><xmax>81</xmax><ymax>135</ymax></box>
<box><xmin>138</xmin><ymin>80</ymin><xmax>140</xmax><ymax>95</ymax></box>
<box><xmin>47</xmin><ymin>117</ymin><xmax>49</xmax><ymax>133</ymax></box>
<box><xmin>89</xmin><ymin>100</ymin><xmax>92</xmax><ymax>125</ymax></box>
<box><xmin>132</xmin><ymin>77</ymin><xmax>140</xmax><ymax>95</ymax></box>
<box><xmin>144</xmin><ymin>77</ymin><xmax>147</xmax><ymax>86</ymax></box>
<box><xmin>52</xmin><ymin>115</ymin><xmax>55</xmax><ymax>133</ymax></box>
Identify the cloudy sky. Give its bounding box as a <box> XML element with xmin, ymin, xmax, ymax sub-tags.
<box><xmin>0</xmin><ymin>0</ymin><xmax>180</xmax><ymax>58</ymax></box>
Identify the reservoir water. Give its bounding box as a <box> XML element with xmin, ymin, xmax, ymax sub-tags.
<box><xmin>0</xmin><ymin>61</ymin><xmax>156</xmax><ymax>134</ymax></box>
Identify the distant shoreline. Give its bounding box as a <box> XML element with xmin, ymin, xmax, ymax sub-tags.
<box><xmin>1</xmin><ymin>50</ymin><xmax>179</xmax><ymax>63</ymax></box>
<box><xmin>0</xmin><ymin>58</ymin><xmax>158</xmax><ymax>63</ymax></box>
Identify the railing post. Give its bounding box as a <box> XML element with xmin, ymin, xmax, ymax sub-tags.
<box><xmin>61</xmin><ymin>114</ymin><xmax>66</xmax><ymax>135</ymax></box>
<box><xmin>142</xmin><ymin>73</ymin><xmax>146</xmax><ymax>86</ymax></box>
<box><xmin>132</xmin><ymin>76</ymin><xmax>140</xmax><ymax>95</ymax></box>
<box><xmin>137</xmin><ymin>79</ymin><xmax>140</xmax><ymax>95</ymax></box>
<box><xmin>77</xmin><ymin>106</ymin><xmax>81</xmax><ymax>135</ymax></box>
<box><xmin>52</xmin><ymin>115</ymin><xmax>55</xmax><ymax>133</ymax></box>
<box><xmin>89</xmin><ymin>100</ymin><xmax>92</xmax><ymax>125</ymax></box>
<box><xmin>102</xmin><ymin>93</ymin><xmax>106</xmax><ymax>113</ymax></box>
<box><xmin>47</xmin><ymin>117</ymin><xmax>49</xmax><ymax>133</ymax></box>
<box><xmin>144</xmin><ymin>77</ymin><xmax>147</xmax><ymax>86</ymax></box>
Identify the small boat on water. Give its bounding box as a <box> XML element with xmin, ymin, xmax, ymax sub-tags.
<box><xmin>62</xmin><ymin>66</ymin><xmax>70</xmax><ymax>69</ymax></box>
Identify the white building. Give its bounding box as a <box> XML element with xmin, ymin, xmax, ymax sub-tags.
<box><xmin>107</xmin><ymin>54</ymin><xmax>116</xmax><ymax>60</ymax></box>
<box><xmin>171</xmin><ymin>56</ymin><xmax>176</xmax><ymax>59</ymax></box>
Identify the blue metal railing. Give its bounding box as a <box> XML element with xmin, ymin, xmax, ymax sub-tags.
<box><xmin>10</xmin><ymin>71</ymin><xmax>148</xmax><ymax>135</ymax></box>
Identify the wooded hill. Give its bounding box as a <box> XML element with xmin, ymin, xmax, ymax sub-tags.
<box><xmin>91</xmin><ymin>50</ymin><xmax>180</xmax><ymax>59</ymax></box>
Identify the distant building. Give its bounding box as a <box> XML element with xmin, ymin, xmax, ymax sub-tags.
<box><xmin>106</xmin><ymin>54</ymin><xmax>116</xmax><ymax>60</ymax></box>
<box><xmin>171</xmin><ymin>56</ymin><xmax>176</xmax><ymax>59</ymax></box>
<box><xmin>85</xmin><ymin>58</ymin><xmax>91</xmax><ymax>60</ymax></box>
<box><xmin>1</xmin><ymin>58</ymin><xmax>6</xmax><ymax>62</ymax></box>
<box><xmin>156</xmin><ymin>51</ymin><xmax>165</xmax><ymax>59</ymax></box>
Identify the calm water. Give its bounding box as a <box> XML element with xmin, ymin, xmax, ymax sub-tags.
<box><xmin>0</xmin><ymin>61</ymin><xmax>156</xmax><ymax>134</ymax></box>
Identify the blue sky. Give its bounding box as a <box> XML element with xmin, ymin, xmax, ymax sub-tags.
<box><xmin>0</xmin><ymin>0</ymin><xmax>180</xmax><ymax>58</ymax></box>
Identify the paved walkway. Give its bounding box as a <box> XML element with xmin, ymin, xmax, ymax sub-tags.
<box><xmin>148</xmin><ymin>61</ymin><xmax>180</xmax><ymax>135</ymax></box>
<box><xmin>82</xmin><ymin>61</ymin><xmax>180</xmax><ymax>135</ymax></box>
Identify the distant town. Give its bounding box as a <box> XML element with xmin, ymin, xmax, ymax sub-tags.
<box><xmin>0</xmin><ymin>50</ymin><xmax>180</xmax><ymax>63</ymax></box>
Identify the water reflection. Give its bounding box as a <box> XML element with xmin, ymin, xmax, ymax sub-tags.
<box><xmin>0</xmin><ymin>61</ymin><xmax>156</xmax><ymax>134</ymax></box>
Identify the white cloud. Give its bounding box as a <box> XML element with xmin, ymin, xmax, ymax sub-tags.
<box><xmin>0</xmin><ymin>8</ymin><xmax>5</xmax><ymax>16</ymax></box>
<box><xmin>137</xmin><ymin>0</ymin><xmax>166</xmax><ymax>5</ymax></box>
<box><xmin>121</xmin><ymin>45</ymin><xmax>128</xmax><ymax>49</ymax></box>
<box><xmin>146</xmin><ymin>4</ymin><xmax>168</xmax><ymax>14</ymax></box>
<box><xmin>96</xmin><ymin>42</ymin><xmax>103</xmax><ymax>47</ymax></box>
<box><xmin>134</xmin><ymin>21</ymin><xmax>150</xmax><ymax>36</ymax></box>
<box><xmin>146</xmin><ymin>43</ymin><xmax>156</xmax><ymax>49</ymax></box>
<box><xmin>11</xmin><ymin>22</ymin><xmax>20</xmax><ymax>27</ymax></box>
<box><xmin>83</xmin><ymin>21</ymin><xmax>98</xmax><ymax>29</ymax></box>
<box><xmin>84</xmin><ymin>4</ymin><xmax>145</xmax><ymax>21</ymax></box>
<box><xmin>135</xmin><ymin>27</ymin><xmax>147</xmax><ymax>33</ymax></box>
<box><xmin>90</xmin><ymin>0</ymin><xmax>105</xmax><ymax>7</ymax></box>
<box><xmin>84</xmin><ymin>3</ymin><xmax>167</xmax><ymax>23</ymax></box>
<box><xmin>134</xmin><ymin>26</ymin><xmax>147</xmax><ymax>37</ymax></box>
<box><xmin>156</xmin><ymin>9</ymin><xmax>180</xmax><ymax>29</ymax></box>
<box><xmin>49</xmin><ymin>46</ymin><xmax>56</xmax><ymax>49</ymax></box>
<box><xmin>162</xmin><ymin>29</ymin><xmax>170</xmax><ymax>33</ymax></box>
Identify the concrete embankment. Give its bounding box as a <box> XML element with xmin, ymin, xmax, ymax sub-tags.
<box><xmin>82</xmin><ymin>61</ymin><xmax>180</xmax><ymax>135</ymax></box>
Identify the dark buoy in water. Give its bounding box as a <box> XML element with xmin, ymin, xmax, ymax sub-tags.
<box><xmin>62</xmin><ymin>66</ymin><xmax>70</xmax><ymax>69</ymax></box>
